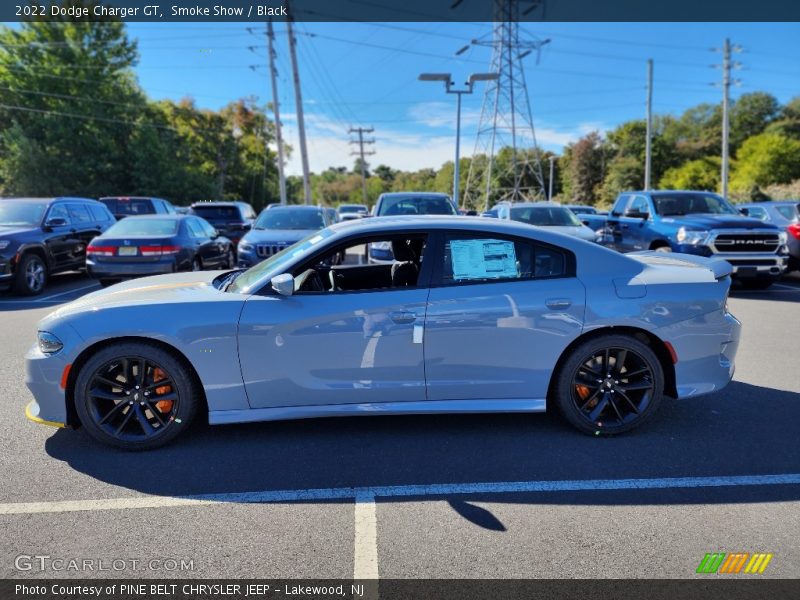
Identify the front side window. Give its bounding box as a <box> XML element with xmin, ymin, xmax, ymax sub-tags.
<box><xmin>627</xmin><ymin>195</ymin><xmax>650</xmax><ymax>215</ymax></box>
<box><xmin>440</xmin><ymin>232</ymin><xmax>571</xmax><ymax>285</ymax></box>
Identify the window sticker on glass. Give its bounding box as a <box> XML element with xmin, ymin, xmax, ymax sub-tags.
<box><xmin>450</xmin><ymin>239</ymin><xmax>518</xmax><ymax>281</ymax></box>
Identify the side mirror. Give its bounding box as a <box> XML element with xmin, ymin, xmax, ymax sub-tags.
<box><xmin>739</xmin><ymin>207</ymin><xmax>750</xmax><ymax>216</ymax></box>
<box><xmin>271</xmin><ymin>273</ymin><xmax>294</xmax><ymax>297</ymax></box>
<box><xmin>44</xmin><ymin>217</ymin><xmax>67</xmax><ymax>229</ymax></box>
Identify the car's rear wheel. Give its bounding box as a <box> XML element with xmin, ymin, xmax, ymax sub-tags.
<box><xmin>74</xmin><ymin>343</ymin><xmax>199</xmax><ymax>450</ymax></box>
<box><xmin>14</xmin><ymin>253</ymin><xmax>47</xmax><ymax>296</ymax></box>
<box><xmin>553</xmin><ymin>335</ymin><xmax>664</xmax><ymax>435</ymax></box>
<box><xmin>192</xmin><ymin>257</ymin><xmax>202</xmax><ymax>271</ymax></box>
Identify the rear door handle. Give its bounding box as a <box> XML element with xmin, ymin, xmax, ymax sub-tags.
<box><xmin>545</xmin><ymin>298</ymin><xmax>572</xmax><ymax>310</ymax></box>
<box><xmin>389</xmin><ymin>311</ymin><xmax>416</xmax><ymax>324</ymax></box>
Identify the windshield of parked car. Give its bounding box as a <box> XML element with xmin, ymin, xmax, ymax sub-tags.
<box><xmin>338</xmin><ymin>205</ymin><xmax>366</xmax><ymax>213</ymax></box>
<box><xmin>101</xmin><ymin>198</ymin><xmax>155</xmax><ymax>216</ymax></box>
<box><xmin>511</xmin><ymin>206</ymin><xmax>583</xmax><ymax>227</ymax></box>
<box><xmin>0</xmin><ymin>202</ymin><xmax>48</xmax><ymax>227</ymax></box>
<box><xmin>191</xmin><ymin>205</ymin><xmax>240</xmax><ymax>222</ymax></box>
<box><xmin>377</xmin><ymin>196</ymin><xmax>456</xmax><ymax>216</ymax></box>
<box><xmin>227</xmin><ymin>228</ymin><xmax>335</xmax><ymax>294</ymax></box>
<box><xmin>104</xmin><ymin>218</ymin><xmax>179</xmax><ymax>236</ymax></box>
<box><xmin>652</xmin><ymin>193</ymin><xmax>738</xmax><ymax>216</ymax></box>
<box><xmin>254</xmin><ymin>209</ymin><xmax>326</xmax><ymax>230</ymax></box>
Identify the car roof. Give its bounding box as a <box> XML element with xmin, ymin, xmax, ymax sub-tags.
<box><xmin>109</xmin><ymin>214</ymin><xmax>188</xmax><ymax>220</ymax></box>
<box><xmin>99</xmin><ymin>196</ymin><xmax>165</xmax><ymax>201</ymax></box>
<box><xmin>740</xmin><ymin>200</ymin><xmax>800</xmax><ymax>206</ymax></box>
<box><xmin>378</xmin><ymin>192</ymin><xmax>451</xmax><ymax>199</ymax></box>
<box><xmin>1</xmin><ymin>196</ymin><xmax>99</xmax><ymax>203</ymax></box>
<box><xmin>624</xmin><ymin>190</ymin><xmax>723</xmax><ymax>196</ymax></box>
<box><xmin>191</xmin><ymin>201</ymin><xmax>246</xmax><ymax>207</ymax></box>
<box><xmin>266</xmin><ymin>205</ymin><xmax>324</xmax><ymax>211</ymax></box>
<box><xmin>509</xmin><ymin>202</ymin><xmax>569</xmax><ymax>208</ymax></box>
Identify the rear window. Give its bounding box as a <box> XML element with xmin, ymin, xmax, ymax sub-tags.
<box><xmin>511</xmin><ymin>206</ymin><xmax>582</xmax><ymax>226</ymax></box>
<box><xmin>105</xmin><ymin>218</ymin><xmax>179</xmax><ymax>236</ymax></box>
<box><xmin>377</xmin><ymin>196</ymin><xmax>456</xmax><ymax>216</ymax></box>
<box><xmin>101</xmin><ymin>198</ymin><xmax>156</xmax><ymax>216</ymax></box>
<box><xmin>191</xmin><ymin>206</ymin><xmax>241</xmax><ymax>221</ymax></box>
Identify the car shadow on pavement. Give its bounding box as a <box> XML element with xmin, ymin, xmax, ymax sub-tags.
<box><xmin>45</xmin><ymin>380</ymin><xmax>800</xmax><ymax>513</ymax></box>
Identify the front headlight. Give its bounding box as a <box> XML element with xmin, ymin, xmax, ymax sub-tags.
<box><xmin>0</xmin><ymin>239</ymin><xmax>11</xmax><ymax>250</ymax></box>
<box><xmin>778</xmin><ymin>232</ymin><xmax>788</xmax><ymax>245</ymax></box>
<box><xmin>676</xmin><ymin>227</ymin><xmax>710</xmax><ymax>245</ymax></box>
<box><xmin>37</xmin><ymin>331</ymin><xmax>63</xmax><ymax>354</ymax></box>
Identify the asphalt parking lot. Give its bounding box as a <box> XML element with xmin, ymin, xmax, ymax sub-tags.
<box><xmin>0</xmin><ymin>270</ymin><xmax>798</xmax><ymax>580</ymax></box>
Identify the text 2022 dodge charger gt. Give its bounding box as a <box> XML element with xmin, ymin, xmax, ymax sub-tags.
<box><xmin>25</xmin><ymin>216</ymin><xmax>741</xmax><ymax>450</ymax></box>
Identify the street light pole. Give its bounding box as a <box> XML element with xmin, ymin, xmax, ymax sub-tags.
<box><xmin>419</xmin><ymin>72</ymin><xmax>498</xmax><ymax>210</ymax></box>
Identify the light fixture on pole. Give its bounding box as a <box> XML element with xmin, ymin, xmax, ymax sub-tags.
<box><xmin>418</xmin><ymin>72</ymin><xmax>498</xmax><ymax>209</ymax></box>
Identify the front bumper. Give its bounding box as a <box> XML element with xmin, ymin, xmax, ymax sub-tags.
<box><xmin>25</xmin><ymin>343</ymin><xmax>71</xmax><ymax>427</ymax></box>
<box><xmin>670</xmin><ymin>245</ymin><xmax>788</xmax><ymax>278</ymax></box>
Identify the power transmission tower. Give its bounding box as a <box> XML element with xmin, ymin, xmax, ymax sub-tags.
<box><xmin>714</xmin><ymin>38</ymin><xmax>742</xmax><ymax>199</ymax></box>
<box><xmin>286</xmin><ymin>5</ymin><xmax>311</xmax><ymax>204</ymax></box>
<box><xmin>349</xmin><ymin>127</ymin><xmax>375</xmax><ymax>204</ymax></box>
<box><xmin>461</xmin><ymin>0</ymin><xmax>551</xmax><ymax>211</ymax></box>
<box><xmin>266</xmin><ymin>20</ymin><xmax>287</xmax><ymax>205</ymax></box>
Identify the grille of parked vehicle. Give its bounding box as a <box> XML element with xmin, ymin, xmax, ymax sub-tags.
<box><xmin>711</xmin><ymin>232</ymin><xmax>781</xmax><ymax>253</ymax></box>
<box><xmin>256</xmin><ymin>242</ymin><xmax>289</xmax><ymax>258</ymax></box>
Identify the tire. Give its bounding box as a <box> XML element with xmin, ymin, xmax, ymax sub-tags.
<box><xmin>552</xmin><ymin>334</ymin><xmax>665</xmax><ymax>436</ymax></box>
<box><xmin>13</xmin><ymin>253</ymin><xmax>48</xmax><ymax>296</ymax></box>
<box><xmin>738</xmin><ymin>278</ymin><xmax>775</xmax><ymax>290</ymax></box>
<box><xmin>74</xmin><ymin>342</ymin><xmax>200</xmax><ymax>450</ymax></box>
<box><xmin>192</xmin><ymin>257</ymin><xmax>202</xmax><ymax>272</ymax></box>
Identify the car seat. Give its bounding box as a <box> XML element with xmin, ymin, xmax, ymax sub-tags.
<box><xmin>391</xmin><ymin>239</ymin><xmax>423</xmax><ymax>287</ymax></box>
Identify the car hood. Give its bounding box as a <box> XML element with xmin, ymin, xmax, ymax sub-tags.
<box><xmin>42</xmin><ymin>271</ymin><xmax>231</xmax><ymax>322</ymax></box>
<box><xmin>243</xmin><ymin>228</ymin><xmax>318</xmax><ymax>243</ymax></box>
<box><xmin>658</xmin><ymin>214</ymin><xmax>778</xmax><ymax>230</ymax></box>
<box><xmin>0</xmin><ymin>225</ymin><xmax>35</xmax><ymax>238</ymax></box>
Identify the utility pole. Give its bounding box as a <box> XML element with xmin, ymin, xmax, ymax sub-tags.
<box><xmin>715</xmin><ymin>38</ymin><xmax>741</xmax><ymax>200</ymax></box>
<box><xmin>644</xmin><ymin>58</ymin><xmax>653</xmax><ymax>190</ymax></box>
<box><xmin>266</xmin><ymin>20</ymin><xmax>287</xmax><ymax>205</ymax></box>
<box><xmin>286</xmin><ymin>9</ymin><xmax>311</xmax><ymax>204</ymax></box>
<box><xmin>349</xmin><ymin>127</ymin><xmax>375</xmax><ymax>204</ymax></box>
<box><xmin>547</xmin><ymin>155</ymin><xmax>555</xmax><ymax>200</ymax></box>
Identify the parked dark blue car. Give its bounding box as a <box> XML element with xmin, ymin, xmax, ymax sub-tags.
<box><xmin>86</xmin><ymin>214</ymin><xmax>234</xmax><ymax>286</ymax></box>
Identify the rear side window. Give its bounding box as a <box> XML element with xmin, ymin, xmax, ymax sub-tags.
<box><xmin>746</xmin><ymin>206</ymin><xmax>769</xmax><ymax>221</ymax></box>
<box><xmin>89</xmin><ymin>205</ymin><xmax>111</xmax><ymax>222</ymax></box>
<box><xmin>775</xmin><ymin>205</ymin><xmax>799</xmax><ymax>222</ymax></box>
<box><xmin>67</xmin><ymin>203</ymin><xmax>91</xmax><ymax>223</ymax></box>
<box><xmin>186</xmin><ymin>219</ymin><xmax>206</xmax><ymax>238</ymax></box>
<box><xmin>440</xmin><ymin>232</ymin><xmax>572</xmax><ymax>285</ymax></box>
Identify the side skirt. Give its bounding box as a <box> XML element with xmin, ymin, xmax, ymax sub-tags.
<box><xmin>209</xmin><ymin>398</ymin><xmax>547</xmax><ymax>426</ymax></box>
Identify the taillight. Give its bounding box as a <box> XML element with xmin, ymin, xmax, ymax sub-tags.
<box><xmin>86</xmin><ymin>245</ymin><xmax>115</xmax><ymax>257</ymax></box>
<box><xmin>788</xmin><ymin>223</ymin><xmax>800</xmax><ymax>240</ymax></box>
<box><xmin>140</xmin><ymin>245</ymin><xmax>181</xmax><ymax>256</ymax></box>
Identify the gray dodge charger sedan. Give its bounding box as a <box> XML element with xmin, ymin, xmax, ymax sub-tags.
<box><xmin>25</xmin><ymin>216</ymin><xmax>741</xmax><ymax>450</ymax></box>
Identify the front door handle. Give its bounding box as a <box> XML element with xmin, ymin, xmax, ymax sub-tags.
<box><xmin>545</xmin><ymin>298</ymin><xmax>572</xmax><ymax>310</ymax></box>
<box><xmin>389</xmin><ymin>311</ymin><xmax>416</xmax><ymax>324</ymax></box>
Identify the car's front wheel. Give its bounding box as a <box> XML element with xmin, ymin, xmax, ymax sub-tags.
<box><xmin>14</xmin><ymin>253</ymin><xmax>48</xmax><ymax>296</ymax></box>
<box><xmin>552</xmin><ymin>334</ymin><xmax>664</xmax><ymax>435</ymax></box>
<box><xmin>74</xmin><ymin>342</ymin><xmax>199</xmax><ymax>450</ymax></box>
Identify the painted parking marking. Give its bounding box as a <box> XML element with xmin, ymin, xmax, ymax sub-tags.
<box><xmin>1</xmin><ymin>472</ymin><xmax>799</xmax><ymax>516</ymax></box>
<box><xmin>34</xmin><ymin>283</ymin><xmax>99</xmax><ymax>302</ymax></box>
<box><xmin>353</xmin><ymin>492</ymin><xmax>379</xmax><ymax>580</ymax></box>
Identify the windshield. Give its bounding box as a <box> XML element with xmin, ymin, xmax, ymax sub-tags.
<box><xmin>0</xmin><ymin>202</ymin><xmax>47</xmax><ymax>227</ymax></box>
<box><xmin>105</xmin><ymin>218</ymin><xmax>179</xmax><ymax>236</ymax></box>
<box><xmin>511</xmin><ymin>206</ymin><xmax>583</xmax><ymax>227</ymax></box>
<box><xmin>254</xmin><ymin>209</ymin><xmax>326</xmax><ymax>230</ymax></box>
<box><xmin>101</xmin><ymin>198</ymin><xmax>155</xmax><ymax>216</ymax></box>
<box><xmin>228</xmin><ymin>228</ymin><xmax>334</xmax><ymax>294</ymax></box>
<box><xmin>378</xmin><ymin>196</ymin><xmax>456</xmax><ymax>216</ymax></box>
<box><xmin>652</xmin><ymin>193</ymin><xmax>738</xmax><ymax>216</ymax></box>
<box><xmin>191</xmin><ymin>206</ymin><xmax>240</xmax><ymax>221</ymax></box>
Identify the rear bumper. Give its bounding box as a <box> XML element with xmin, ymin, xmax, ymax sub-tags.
<box><xmin>87</xmin><ymin>258</ymin><xmax>176</xmax><ymax>279</ymax></box>
<box><xmin>669</xmin><ymin>310</ymin><xmax>742</xmax><ymax>399</ymax></box>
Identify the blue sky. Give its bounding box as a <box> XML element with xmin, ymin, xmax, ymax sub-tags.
<box><xmin>22</xmin><ymin>21</ymin><xmax>800</xmax><ymax>174</ymax></box>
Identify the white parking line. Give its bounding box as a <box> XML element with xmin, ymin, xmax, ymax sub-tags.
<box><xmin>1</xmin><ymin>473</ymin><xmax>798</xmax><ymax>516</ymax></box>
<box><xmin>353</xmin><ymin>492</ymin><xmax>379</xmax><ymax>580</ymax></box>
<box><xmin>34</xmin><ymin>283</ymin><xmax>99</xmax><ymax>302</ymax></box>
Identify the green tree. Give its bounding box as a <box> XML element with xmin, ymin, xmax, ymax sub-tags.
<box><xmin>561</xmin><ymin>131</ymin><xmax>605</xmax><ymax>204</ymax></box>
<box><xmin>658</xmin><ymin>157</ymin><xmax>720</xmax><ymax>191</ymax></box>
<box><xmin>730</xmin><ymin>92</ymin><xmax>780</xmax><ymax>150</ymax></box>
<box><xmin>730</xmin><ymin>132</ymin><xmax>800</xmax><ymax>194</ymax></box>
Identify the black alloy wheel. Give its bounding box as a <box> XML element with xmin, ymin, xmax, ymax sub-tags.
<box><xmin>553</xmin><ymin>335</ymin><xmax>664</xmax><ymax>435</ymax></box>
<box><xmin>75</xmin><ymin>343</ymin><xmax>198</xmax><ymax>450</ymax></box>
